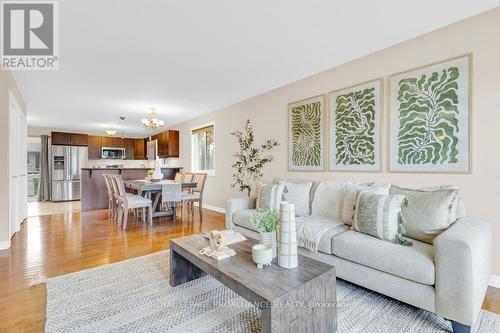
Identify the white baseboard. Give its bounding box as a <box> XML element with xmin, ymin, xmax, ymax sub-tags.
<box><xmin>489</xmin><ymin>274</ymin><xmax>500</xmax><ymax>289</ymax></box>
<box><xmin>193</xmin><ymin>202</ymin><xmax>226</xmax><ymax>214</ymax></box>
<box><xmin>0</xmin><ymin>240</ymin><xmax>11</xmax><ymax>250</ymax></box>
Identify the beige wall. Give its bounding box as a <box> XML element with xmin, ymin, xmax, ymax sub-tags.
<box><xmin>170</xmin><ymin>8</ymin><xmax>500</xmax><ymax>275</ymax></box>
<box><xmin>0</xmin><ymin>70</ymin><xmax>27</xmax><ymax>246</ymax></box>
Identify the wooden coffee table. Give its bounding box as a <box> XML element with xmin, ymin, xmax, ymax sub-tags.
<box><xmin>169</xmin><ymin>234</ymin><xmax>336</xmax><ymax>333</ymax></box>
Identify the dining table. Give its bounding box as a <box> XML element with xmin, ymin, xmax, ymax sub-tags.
<box><xmin>123</xmin><ymin>179</ymin><xmax>197</xmax><ymax>217</ymax></box>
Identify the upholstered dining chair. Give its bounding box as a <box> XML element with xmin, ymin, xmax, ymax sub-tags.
<box><xmin>102</xmin><ymin>174</ymin><xmax>116</xmax><ymax>220</ymax></box>
<box><xmin>174</xmin><ymin>172</ymin><xmax>184</xmax><ymax>183</ymax></box>
<box><xmin>182</xmin><ymin>173</ymin><xmax>195</xmax><ymax>192</ymax></box>
<box><xmin>110</xmin><ymin>174</ymin><xmax>153</xmax><ymax>230</ymax></box>
<box><xmin>181</xmin><ymin>173</ymin><xmax>207</xmax><ymax>218</ymax></box>
<box><xmin>161</xmin><ymin>182</ymin><xmax>182</xmax><ymax>220</ymax></box>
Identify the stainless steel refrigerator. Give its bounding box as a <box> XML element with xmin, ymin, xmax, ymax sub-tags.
<box><xmin>51</xmin><ymin>146</ymin><xmax>88</xmax><ymax>201</ymax></box>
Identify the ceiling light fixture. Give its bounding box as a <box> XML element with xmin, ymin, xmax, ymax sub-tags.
<box><xmin>106</xmin><ymin>128</ymin><xmax>117</xmax><ymax>136</ymax></box>
<box><xmin>142</xmin><ymin>107</ymin><xmax>164</xmax><ymax>131</ymax></box>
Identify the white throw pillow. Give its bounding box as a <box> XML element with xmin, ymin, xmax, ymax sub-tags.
<box><xmin>311</xmin><ymin>181</ymin><xmax>348</xmax><ymax>222</ymax></box>
<box><xmin>256</xmin><ymin>182</ymin><xmax>284</xmax><ymax>211</ymax></box>
<box><xmin>279</xmin><ymin>181</ymin><xmax>312</xmax><ymax>217</ymax></box>
<box><xmin>391</xmin><ymin>185</ymin><xmax>459</xmax><ymax>244</ymax></box>
<box><xmin>342</xmin><ymin>184</ymin><xmax>390</xmax><ymax>225</ymax></box>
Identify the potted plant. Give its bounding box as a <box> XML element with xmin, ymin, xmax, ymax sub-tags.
<box><xmin>230</xmin><ymin>119</ymin><xmax>279</xmax><ymax>196</ymax></box>
<box><xmin>251</xmin><ymin>209</ymin><xmax>279</xmax><ymax>258</ymax></box>
<box><xmin>146</xmin><ymin>169</ymin><xmax>154</xmax><ymax>182</ymax></box>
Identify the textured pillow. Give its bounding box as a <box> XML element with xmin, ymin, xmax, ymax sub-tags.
<box><xmin>311</xmin><ymin>181</ymin><xmax>348</xmax><ymax>222</ymax></box>
<box><xmin>391</xmin><ymin>185</ymin><xmax>459</xmax><ymax>244</ymax></box>
<box><xmin>352</xmin><ymin>192</ymin><xmax>409</xmax><ymax>243</ymax></box>
<box><xmin>256</xmin><ymin>182</ymin><xmax>284</xmax><ymax>211</ymax></box>
<box><xmin>279</xmin><ymin>180</ymin><xmax>312</xmax><ymax>216</ymax></box>
<box><xmin>342</xmin><ymin>184</ymin><xmax>390</xmax><ymax>225</ymax></box>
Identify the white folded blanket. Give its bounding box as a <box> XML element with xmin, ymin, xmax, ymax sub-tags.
<box><xmin>296</xmin><ymin>218</ymin><xmax>341</xmax><ymax>252</ymax></box>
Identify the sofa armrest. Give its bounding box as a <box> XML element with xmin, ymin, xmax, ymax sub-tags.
<box><xmin>434</xmin><ymin>217</ymin><xmax>492</xmax><ymax>326</ymax></box>
<box><xmin>225</xmin><ymin>197</ymin><xmax>256</xmax><ymax>230</ymax></box>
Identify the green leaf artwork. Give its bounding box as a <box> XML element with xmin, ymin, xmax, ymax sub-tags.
<box><xmin>397</xmin><ymin>67</ymin><xmax>460</xmax><ymax>165</ymax></box>
<box><xmin>335</xmin><ymin>88</ymin><xmax>376</xmax><ymax>165</ymax></box>
<box><xmin>289</xmin><ymin>97</ymin><xmax>323</xmax><ymax>170</ymax></box>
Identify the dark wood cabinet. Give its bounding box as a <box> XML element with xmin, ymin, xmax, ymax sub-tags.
<box><xmin>134</xmin><ymin>138</ymin><xmax>146</xmax><ymax>160</ymax></box>
<box><xmin>88</xmin><ymin>136</ymin><xmax>101</xmax><ymax>159</ymax></box>
<box><xmin>70</xmin><ymin>133</ymin><xmax>88</xmax><ymax>146</ymax></box>
<box><xmin>51</xmin><ymin>132</ymin><xmax>72</xmax><ymax>145</ymax></box>
<box><xmin>52</xmin><ymin>132</ymin><xmax>88</xmax><ymax>146</ymax></box>
<box><xmin>112</xmin><ymin>137</ymin><xmax>125</xmax><ymax>148</ymax></box>
<box><xmin>124</xmin><ymin>138</ymin><xmax>134</xmax><ymax>159</ymax></box>
<box><xmin>157</xmin><ymin>130</ymin><xmax>179</xmax><ymax>158</ymax></box>
<box><xmin>100</xmin><ymin>136</ymin><xmax>113</xmax><ymax>148</ymax></box>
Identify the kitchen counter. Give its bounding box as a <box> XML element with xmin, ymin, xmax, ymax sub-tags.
<box><xmin>81</xmin><ymin>167</ymin><xmax>182</xmax><ymax>211</ymax></box>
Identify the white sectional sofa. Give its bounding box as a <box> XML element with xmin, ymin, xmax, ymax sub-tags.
<box><xmin>225</xmin><ymin>180</ymin><xmax>492</xmax><ymax>333</ymax></box>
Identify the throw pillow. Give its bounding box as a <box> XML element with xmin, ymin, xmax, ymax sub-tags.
<box><xmin>279</xmin><ymin>180</ymin><xmax>313</xmax><ymax>216</ymax></box>
<box><xmin>352</xmin><ymin>191</ymin><xmax>410</xmax><ymax>244</ymax></box>
<box><xmin>341</xmin><ymin>183</ymin><xmax>390</xmax><ymax>225</ymax></box>
<box><xmin>256</xmin><ymin>182</ymin><xmax>284</xmax><ymax>211</ymax></box>
<box><xmin>390</xmin><ymin>185</ymin><xmax>459</xmax><ymax>244</ymax></box>
<box><xmin>311</xmin><ymin>181</ymin><xmax>349</xmax><ymax>222</ymax></box>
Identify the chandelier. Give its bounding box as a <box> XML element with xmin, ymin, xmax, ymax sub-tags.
<box><xmin>141</xmin><ymin>107</ymin><xmax>164</xmax><ymax>131</ymax></box>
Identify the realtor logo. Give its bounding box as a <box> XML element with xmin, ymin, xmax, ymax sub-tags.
<box><xmin>1</xmin><ymin>1</ymin><xmax>59</xmax><ymax>70</ymax></box>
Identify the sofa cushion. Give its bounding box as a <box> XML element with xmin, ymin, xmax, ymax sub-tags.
<box><xmin>232</xmin><ymin>209</ymin><xmax>258</xmax><ymax>231</ymax></box>
<box><xmin>311</xmin><ymin>181</ymin><xmax>347</xmax><ymax>221</ymax></box>
<box><xmin>280</xmin><ymin>180</ymin><xmax>313</xmax><ymax>216</ymax></box>
<box><xmin>256</xmin><ymin>182</ymin><xmax>284</xmax><ymax>211</ymax></box>
<box><xmin>391</xmin><ymin>185</ymin><xmax>459</xmax><ymax>244</ymax></box>
<box><xmin>296</xmin><ymin>216</ymin><xmax>349</xmax><ymax>254</ymax></box>
<box><xmin>342</xmin><ymin>184</ymin><xmax>390</xmax><ymax>225</ymax></box>
<box><xmin>332</xmin><ymin>230</ymin><xmax>435</xmax><ymax>285</ymax></box>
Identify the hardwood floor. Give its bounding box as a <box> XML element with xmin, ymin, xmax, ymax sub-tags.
<box><xmin>0</xmin><ymin>208</ymin><xmax>225</xmax><ymax>332</ymax></box>
<box><xmin>0</xmin><ymin>207</ymin><xmax>498</xmax><ymax>332</ymax></box>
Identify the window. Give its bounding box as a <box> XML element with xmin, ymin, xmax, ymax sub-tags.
<box><xmin>191</xmin><ymin>123</ymin><xmax>215</xmax><ymax>176</ymax></box>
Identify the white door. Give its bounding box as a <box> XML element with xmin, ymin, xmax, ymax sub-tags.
<box><xmin>8</xmin><ymin>92</ymin><xmax>26</xmax><ymax>238</ymax></box>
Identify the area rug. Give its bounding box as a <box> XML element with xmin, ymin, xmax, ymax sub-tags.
<box><xmin>45</xmin><ymin>251</ymin><xmax>499</xmax><ymax>333</ymax></box>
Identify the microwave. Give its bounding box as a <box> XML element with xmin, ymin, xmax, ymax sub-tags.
<box><xmin>101</xmin><ymin>147</ymin><xmax>125</xmax><ymax>159</ymax></box>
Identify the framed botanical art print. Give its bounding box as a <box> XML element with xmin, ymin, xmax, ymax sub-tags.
<box><xmin>288</xmin><ymin>95</ymin><xmax>325</xmax><ymax>171</ymax></box>
<box><xmin>389</xmin><ymin>54</ymin><xmax>471</xmax><ymax>173</ymax></box>
<box><xmin>329</xmin><ymin>79</ymin><xmax>382</xmax><ymax>171</ymax></box>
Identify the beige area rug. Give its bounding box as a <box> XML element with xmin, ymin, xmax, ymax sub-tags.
<box><xmin>45</xmin><ymin>250</ymin><xmax>499</xmax><ymax>332</ymax></box>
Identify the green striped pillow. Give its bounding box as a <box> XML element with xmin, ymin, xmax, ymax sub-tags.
<box><xmin>256</xmin><ymin>183</ymin><xmax>284</xmax><ymax>211</ymax></box>
<box><xmin>352</xmin><ymin>192</ymin><xmax>410</xmax><ymax>245</ymax></box>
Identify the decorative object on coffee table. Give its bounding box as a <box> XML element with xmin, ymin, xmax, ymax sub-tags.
<box><xmin>278</xmin><ymin>202</ymin><xmax>298</xmax><ymax>269</ymax></box>
<box><xmin>252</xmin><ymin>209</ymin><xmax>279</xmax><ymax>257</ymax></box>
<box><xmin>170</xmin><ymin>234</ymin><xmax>336</xmax><ymax>333</ymax></box>
<box><xmin>199</xmin><ymin>230</ymin><xmax>236</xmax><ymax>261</ymax></box>
<box><xmin>230</xmin><ymin>119</ymin><xmax>280</xmax><ymax>196</ymax></box>
<box><xmin>252</xmin><ymin>244</ymin><xmax>273</xmax><ymax>269</ymax></box>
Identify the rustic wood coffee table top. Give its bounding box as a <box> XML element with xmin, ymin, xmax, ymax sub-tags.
<box><xmin>169</xmin><ymin>233</ymin><xmax>337</xmax><ymax>333</ymax></box>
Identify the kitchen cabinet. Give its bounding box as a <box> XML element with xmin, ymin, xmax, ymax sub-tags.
<box><xmin>112</xmin><ymin>137</ymin><xmax>125</xmax><ymax>148</ymax></box>
<box><xmin>51</xmin><ymin>132</ymin><xmax>88</xmax><ymax>146</ymax></box>
<box><xmin>157</xmin><ymin>130</ymin><xmax>179</xmax><ymax>158</ymax></box>
<box><xmin>100</xmin><ymin>136</ymin><xmax>113</xmax><ymax>148</ymax></box>
<box><xmin>134</xmin><ymin>138</ymin><xmax>146</xmax><ymax>160</ymax></box>
<box><xmin>51</xmin><ymin>132</ymin><xmax>72</xmax><ymax>145</ymax></box>
<box><xmin>70</xmin><ymin>133</ymin><xmax>88</xmax><ymax>146</ymax></box>
<box><xmin>88</xmin><ymin>135</ymin><xmax>101</xmax><ymax>159</ymax></box>
<box><xmin>124</xmin><ymin>138</ymin><xmax>135</xmax><ymax>159</ymax></box>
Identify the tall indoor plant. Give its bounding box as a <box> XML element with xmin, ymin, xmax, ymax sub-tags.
<box><xmin>230</xmin><ymin>119</ymin><xmax>279</xmax><ymax>196</ymax></box>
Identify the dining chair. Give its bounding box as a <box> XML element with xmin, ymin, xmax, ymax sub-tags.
<box><xmin>102</xmin><ymin>174</ymin><xmax>115</xmax><ymax>220</ymax></box>
<box><xmin>110</xmin><ymin>174</ymin><xmax>153</xmax><ymax>230</ymax></box>
<box><xmin>161</xmin><ymin>182</ymin><xmax>182</xmax><ymax>220</ymax></box>
<box><xmin>174</xmin><ymin>172</ymin><xmax>184</xmax><ymax>183</ymax></box>
<box><xmin>181</xmin><ymin>173</ymin><xmax>207</xmax><ymax>218</ymax></box>
<box><xmin>182</xmin><ymin>173</ymin><xmax>195</xmax><ymax>192</ymax></box>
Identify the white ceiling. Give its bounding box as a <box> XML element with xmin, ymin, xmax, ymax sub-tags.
<box><xmin>14</xmin><ymin>0</ymin><xmax>500</xmax><ymax>136</ymax></box>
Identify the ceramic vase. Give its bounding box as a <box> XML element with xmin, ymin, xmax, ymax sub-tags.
<box><xmin>260</xmin><ymin>231</ymin><xmax>277</xmax><ymax>258</ymax></box>
<box><xmin>278</xmin><ymin>202</ymin><xmax>298</xmax><ymax>269</ymax></box>
<box><xmin>152</xmin><ymin>159</ymin><xmax>164</xmax><ymax>181</ymax></box>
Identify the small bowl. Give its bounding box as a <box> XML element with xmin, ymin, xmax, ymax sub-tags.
<box><xmin>252</xmin><ymin>244</ymin><xmax>273</xmax><ymax>269</ymax></box>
